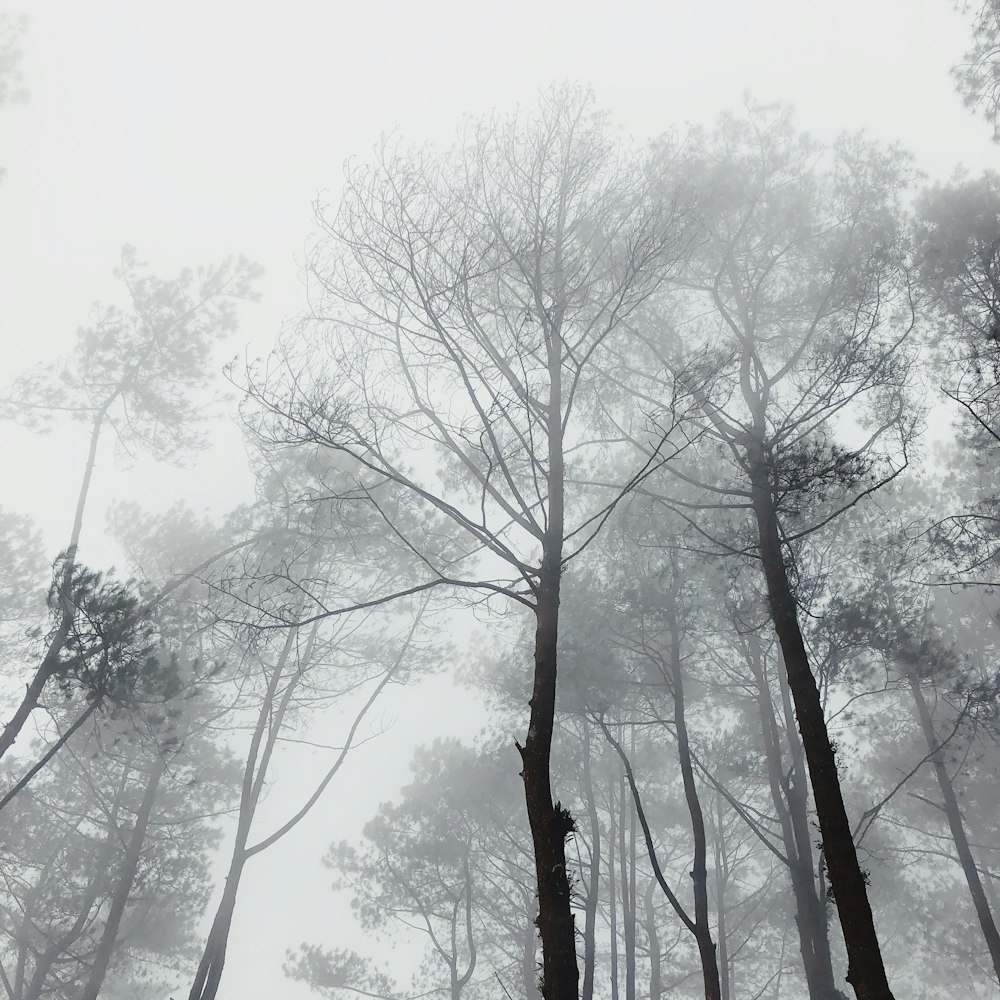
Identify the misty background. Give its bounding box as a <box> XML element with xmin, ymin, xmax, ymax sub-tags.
<box><xmin>1</xmin><ymin>3</ymin><xmax>999</xmax><ymax>1000</ymax></box>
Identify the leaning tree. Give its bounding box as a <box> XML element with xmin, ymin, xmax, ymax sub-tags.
<box><xmin>622</xmin><ymin>104</ymin><xmax>918</xmax><ymax>1000</ymax></box>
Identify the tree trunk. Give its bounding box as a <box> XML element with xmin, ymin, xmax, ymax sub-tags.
<box><xmin>0</xmin><ymin>700</ymin><xmax>99</xmax><ymax>813</ymax></box>
<box><xmin>581</xmin><ymin>722</ymin><xmax>601</xmax><ymax>1000</ymax></box>
<box><xmin>644</xmin><ymin>880</ymin><xmax>661</xmax><ymax>1000</ymax></box>
<box><xmin>746</xmin><ymin>633</ymin><xmax>842</xmax><ymax>1000</ymax></box>
<box><xmin>22</xmin><ymin>759</ymin><xmax>130</xmax><ymax>1000</ymax></box>
<box><xmin>713</xmin><ymin>796</ymin><xmax>730</xmax><ymax>1000</ymax></box>
<box><xmin>619</xmin><ymin>764</ymin><xmax>637</xmax><ymax>1000</ymax></box>
<box><xmin>519</xmin><ymin>568</ymin><xmax>577</xmax><ymax>1000</ymax></box>
<box><xmin>81</xmin><ymin>752</ymin><xmax>166</xmax><ymax>1000</ymax></box>
<box><xmin>0</xmin><ymin>403</ymin><xmax>109</xmax><ymax>764</ymax></box>
<box><xmin>188</xmin><ymin>861</ymin><xmax>244</xmax><ymax>1000</ymax></box>
<box><xmin>628</xmin><ymin>742</ymin><xmax>638</xmax><ymax>1000</ymax></box>
<box><xmin>748</xmin><ymin>453</ymin><xmax>894</xmax><ymax>1000</ymax></box>
<box><xmin>523</xmin><ymin>892</ymin><xmax>542</xmax><ymax>1000</ymax></box>
<box><xmin>908</xmin><ymin>674</ymin><xmax>1000</xmax><ymax>983</ymax></box>
<box><xmin>781</xmin><ymin>684</ymin><xmax>842</xmax><ymax>999</ymax></box>
<box><xmin>665</xmin><ymin>593</ymin><xmax>722</xmax><ymax>1000</ymax></box>
<box><xmin>518</xmin><ymin>572</ymin><xmax>580</xmax><ymax>1000</ymax></box>
<box><xmin>0</xmin><ymin>656</ymin><xmax>61</xmax><ymax>763</ymax></box>
<box><xmin>609</xmin><ymin>771</ymin><xmax>620</xmax><ymax>1000</ymax></box>
<box><xmin>189</xmin><ymin>628</ymin><xmax>299</xmax><ymax>1000</ymax></box>
<box><xmin>516</xmin><ymin>313</ymin><xmax>578</xmax><ymax>1000</ymax></box>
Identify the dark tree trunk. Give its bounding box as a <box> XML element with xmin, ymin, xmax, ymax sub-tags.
<box><xmin>628</xmin><ymin>745</ymin><xmax>638</xmax><ymax>1000</ymax></box>
<box><xmin>518</xmin><ymin>561</ymin><xmax>578</xmax><ymax>1000</ymax></box>
<box><xmin>777</xmin><ymin>648</ymin><xmax>843</xmax><ymax>999</ymax></box>
<box><xmin>748</xmin><ymin>453</ymin><xmax>894</xmax><ymax>1000</ymax></box>
<box><xmin>746</xmin><ymin>633</ymin><xmax>842</xmax><ymax>1000</ymax></box>
<box><xmin>908</xmin><ymin>674</ymin><xmax>1000</xmax><ymax>983</ymax></box>
<box><xmin>81</xmin><ymin>753</ymin><xmax>166</xmax><ymax>1000</ymax></box>
<box><xmin>516</xmin><ymin>321</ymin><xmax>578</xmax><ymax>1000</ymax></box>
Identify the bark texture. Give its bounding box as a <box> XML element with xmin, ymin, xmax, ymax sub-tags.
<box><xmin>518</xmin><ymin>567</ymin><xmax>579</xmax><ymax>1000</ymax></box>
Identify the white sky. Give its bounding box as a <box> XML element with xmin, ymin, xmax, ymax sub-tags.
<box><xmin>0</xmin><ymin>1</ymin><xmax>997</xmax><ymax>998</ymax></box>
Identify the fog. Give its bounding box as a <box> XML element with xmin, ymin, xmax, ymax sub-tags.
<box><xmin>2</xmin><ymin>3</ymin><xmax>1000</xmax><ymax>1000</ymax></box>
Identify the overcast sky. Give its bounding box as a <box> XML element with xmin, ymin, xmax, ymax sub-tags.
<box><xmin>0</xmin><ymin>2</ymin><xmax>997</xmax><ymax>997</ymax></box>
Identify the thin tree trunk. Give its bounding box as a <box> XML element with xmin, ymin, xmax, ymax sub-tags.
<box><xmin>619</xmin><ymin>765</ymin><xmax>637</xmax><ymax>1000</ymax></box>
<box><xmin>713</xmin><ymin>795</ymin><xmax>730</xmax><ymax>1000</ymax></box>
<box><xmin>188</xmin><ymin>628</ymin><xmax>299</xmax><ymax>1000</ymax></box>
<box><xmin>748</xmin><ymin>453</ymin><xmax>894</xmax><ymax>1000</ymax></box>
<box><xmin>189</xmin><ymin>610</ymin><xmax>397</xmax><ymax>1000</ymax></box>
<box><xmin>523</xmin><ymin>891</ymin><xmax>542</xmax><ymax>1000</ymax></box>
<box><xmin>628</xmin><ymin>731</ymin><xmax>638</xmax><ymax>1000</ymax></box>
<box><xmin>609</xmin><ymin>774</ymin><xmax>620</xmax><ymax>1000</ymax></box>
<box><xmin>600</xmin><ymin>719</ymin><xmax>719</xmax><ymax>1000</ymax></box>
<box><xmin>0</xmin><ymin>660</ymin><xmax>62</xmax><ymax>764</ymax></box>
<box><xmin>908</xmin><ymin>675</ymin><xmax>1000</xmax><ymax>982</ymax></box>
<box><xmin>665</xmin><ymin>591</ymin><xmax>722</xmax><ymax>1000</ymax></box>
<box><xmin>0</xmin><ymin>403</ymin><xmax>109</xmax><ymax>764</ymax></box>
<box><xmin>776</xmin><ymin>643</ymin><xmax>838</xmax><ymax>988</ymax></box>
<box><xmin>581</xmin><ymin>722</ymin><xmax>601</xmax><ymax>1000</ymax></box>
<box><xmin>644</xmin><ymin>880</ymin><xmax>661</xmax><ymax>1000</ymax></box>
<box><xmin>81</xmin><ymin>752</ymin><xmax>166</xmax><ymax>1000</ymax></box>
<box><xmin>22</xmin><ymin>758</ymin><xmax>130</xmax><ymax>1000</ymax></box>
<box><xmin>0</xmin><ymin>700</ymin><xmax>99</xmax><ymax>813</ymax></box>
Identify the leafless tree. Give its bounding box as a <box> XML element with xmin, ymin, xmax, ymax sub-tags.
<box><xmin>245</xmin><ymin>87</ymin><xmax>698</xmax><ymax>1000</ymax></box>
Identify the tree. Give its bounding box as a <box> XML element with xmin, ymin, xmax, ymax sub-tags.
<box><xmin>246</xmin><ymin>87</ymin><xmax>697</xmax><ymax>1000</ymax></box>
<box><xmin>628</xmin><ymin>104</ymin><xmax>916</xmax><ymax>1000</ymax></box>
<box><xmin>729</xmin><ymin>609</ymin><xmax>844</xmax><ymax>1000</ymax></box>
<box><xmin>825</xmin><ymin>512</ymin><xmax>1000</xmax><ymax>988</ymax></box>
<box><xmin>320</xmin><ymin>741</ymin><xmax>485</xmax><ymax>1000</ymax></box>
<box><xmin>290</xmin><ymin>739</ymin><xmax>540</xmax><ymax>1000</ymax></box>
<box><xmin>914</xmin><ymin>173</ymin><xmax>1000</xmax><ymax>579</ymax></box>
<box><xmin>181</xmin><ymin>484</ymin><xmax>429</xmax><ymax>1000</ymax></box>
<box><xmin>592</xmin><ymin>548</ymin><xmax>724</xmax><ymax>1000</ymax></box>
<box><xmin>0</xmin><ymin>247</ymin><xmax>261</xmax><ymax>765</ymax></box>
<box><xmin>954</xmin><ymin>2</ymin><xmax>1000</xmax><ymax>140</ymax></box>
<box><xmin>0</xmin><ymin>689</ymin><xmax>233</xmax><ymax>1000</ymax></box>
